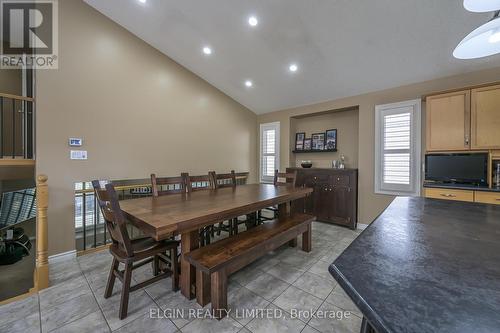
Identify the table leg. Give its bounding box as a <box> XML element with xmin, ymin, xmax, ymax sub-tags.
<box><xmin>181</xmin><ymin>230</ymin><xmax>198</xmax><ymax>299</ymax></box>
<box><xmin>278</xmin><ymin>201</ymin><xmax>289</xmax><ymax>217</ymax></box>
<box><xmin>279</xmin><ymin>202</ymin><xmax>297</xmax><ymax>247</ymax></box>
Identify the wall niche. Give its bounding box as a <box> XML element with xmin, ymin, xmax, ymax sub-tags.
<box><xmin>290</xmin><ymin>106</ymin><xmax>359</xmax><ymax>169</ymax></box>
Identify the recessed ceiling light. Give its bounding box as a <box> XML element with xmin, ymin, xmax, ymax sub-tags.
<box><xmin>202</xmin><ymin>46</ymin><xmax>212</xmax><ymax>55</ymax></box>
<box><xmin>248</xmin><ymin>16</ymin><xmax>258</xmax><ymax>27</ymax></box>
<box><xmin>138</xmin><ymin>0</ymin><xmax>146</xmax><ymax>3</ymax></box>
<box><xmin>289</xmin><ymin>63</ymin><xmax>298</xmax><ymax>72</ymax></box>
<box><xmin>245</xmin><ymin>80</ymin><xmax>253</xmax><ymax>87</ymax></box>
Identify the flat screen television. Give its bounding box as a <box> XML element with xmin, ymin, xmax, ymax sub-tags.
<box><xmin>425</xmin><ymin>153</ymin><xmax>488</xmax><ymax>186</ymax></box>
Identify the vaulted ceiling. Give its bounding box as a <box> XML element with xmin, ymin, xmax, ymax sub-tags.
<box><xmin>84</xmin><ymin>0</ymin><xmax>500</xmax><ymax>114</ymax></box>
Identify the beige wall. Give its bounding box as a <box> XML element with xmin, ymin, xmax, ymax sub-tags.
<box><xmin>36</xmin><ymin>0</ymin><xmax>257</xmax><ymax>255</ymax></box>
<box><xmin>0</xmin><ymin>69</ymin><xmax>21</xmax><ymax>95</ymax></box>
<box><xmin>258</xmin><ymin>67</ymin><xmax>500</xmax><ymax>225</ymax></box>
<box><xmin>290</xmin><ymin>108</ymin><xmax>359</xmax><ymax>168</ymax></box>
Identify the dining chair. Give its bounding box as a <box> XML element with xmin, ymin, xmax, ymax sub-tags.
<box><xmin>259</xmin><ymin>170</ymin><xmax>298</xmax><ymax>221</ymax></box>
<box><xmin>185</xmin><ymin>173</ymin><xmax>215</xmax><ymax>246</ymax></box>
<box><xmin>209</xmin><ymin>171</ymin><xmax>240</xmax><ymax>236</ymax></box>
<box><xmin>92</xmin><ymin>180</ymin><xmax>179</xmax><ymax>320</ymax></box>
<box><xmin>186</xmin><ymin>174</ymin><xmax>213</xmax><ymax>193</ymax></box>
<box><xmin>151</xmin><ymin>173</ymin><xmax>189</xmax><ymax>197</ymax></box>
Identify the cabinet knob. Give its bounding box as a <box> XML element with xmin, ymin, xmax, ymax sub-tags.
<box><xmin>337</xmin><ymin>177</ymin><xmax>340</xmax><ymax>181</ymax></box>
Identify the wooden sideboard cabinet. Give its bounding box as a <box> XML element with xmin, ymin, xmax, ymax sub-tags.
<box><xmin>287</xmin><ymin>168</ymin><xmax>358</xmax><ymax>229</ymax></box>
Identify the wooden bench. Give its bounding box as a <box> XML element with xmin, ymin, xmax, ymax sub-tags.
<box><xmin>184</xmin><ymin>213</ymin><xmax>315</xmax><ymax>319</ymax></box>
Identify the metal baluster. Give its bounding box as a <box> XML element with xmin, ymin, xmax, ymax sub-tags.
<box><xmin>12</xmin><ymin>98</ymin><xmax>15</xmax><ymax>159</ymax></box>
<box><xmin>23</xmin><ymin>100</ymin><xmax>27</xmax><ymax>159</ymax></box>
<box><xmin>82</xmin><ymin>184</ymin><xmax>87</xmax><ymax>251</ymax></box>
<box><xmin>93</xmin><ymin>193</ymin><xmax>97</xmax><ymax>248</ymax></box>
<box><xmin>0</xmin><ymin>96</ymin><xmax>3</xmax><ymax>158</ymax></box>
<box><xmin>102</xmin><ymin>209</ymin><xmax>107</xmax><ymax>245</ymax></box>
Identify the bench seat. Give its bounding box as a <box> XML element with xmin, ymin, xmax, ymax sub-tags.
<box><xmin>184</xmin><ymin>213</ymin><xmax>315</xmax><ymax>318</ymax></box>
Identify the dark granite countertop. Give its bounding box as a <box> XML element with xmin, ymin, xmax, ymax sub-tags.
<box><xmin>329</xmin><ymin>197</ymin><xmax>500</xmax><ymax>333</ymax></box>
<box><xmin>423</xmin><ymin>183</ymin><xmax>500</xmax><ymax>193</ymax></box>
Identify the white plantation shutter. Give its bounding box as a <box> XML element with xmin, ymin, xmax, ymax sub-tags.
<box><xmin>260</xmin><ymin>122</ymin><xmax>280</xmax><ymax>183</ymax></box>
<box><xmin>375</xmin><ymin>100</ymin><xmax>421</xmax><ymax>196</ymax></box>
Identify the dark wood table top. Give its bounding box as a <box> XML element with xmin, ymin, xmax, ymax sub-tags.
<box><xmin>329</xmin><ymin>197</ymin><xmax>500</xmax><ymax>333</ymax></box>
<box><xmin>120</xmin><ymin>184</ymin><xmax>312</xmax><ymax>240</ymax></box>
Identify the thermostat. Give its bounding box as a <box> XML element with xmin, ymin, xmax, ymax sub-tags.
<box><xmin>70</xmin><ymin>150</ymin><xmax>88</xmax><ymax>160</ymax></box>
<box><xmin>69</xmin><ymin>138</ymin><xmax>83</xmax><ymax>147</ymax></box>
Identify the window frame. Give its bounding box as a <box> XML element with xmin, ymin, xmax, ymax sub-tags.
<box><xmin>374</xmin><ymin>99</ymin><xmax>421</xmax><ymax>196</ymax></box>
<box><xmin>259</xmin><ymin>121</ymin><xmax>280</xmax><ymax>183</ymax></box>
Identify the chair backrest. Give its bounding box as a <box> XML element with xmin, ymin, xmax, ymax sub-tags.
<box><xmin>151</xmin><ymin>173</ymin><xmax>189</xmax><ymax>197</ymax></box>
<box><xmin>209</xmin><ymin>170</ymin><xmax>236</xmax><ymax>189</ymax></box>
<box><xmin>273</xmin><ymin>170</ymin><xmax>297</xmax><ymax>187</ymax></box>
<box><xmin>234</xmin><ymin>172</ymin><xmax>249</xmax><ymax>185</ymax></box>
<box><xmin>92</xmin><ymin>180</ymin><xmax>133</xmax><ymax>257</ymax></box>
<box><xmin>186</xmin><ymin>174</ymin><xmax>213</xmax><ymax>192</ymax></box>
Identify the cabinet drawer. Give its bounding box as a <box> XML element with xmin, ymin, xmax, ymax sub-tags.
<box><xmin>424</xmin><ymin>188</ymin><xmax>474</xmax><ymax>202</ymax></box>
<box><xmin>332</xmin><ymin>175</ymin><xmax>350</xmax><ymax>187</ymax></box>
<box><xmin>308</xmin><ymin>174</ymin><xmax>331</xmax><ymax>184</ymax></box>
<box><xmin>475</xmin><ymin>191</ymin><xmax>500</xmax><ymax>205</ymax></box>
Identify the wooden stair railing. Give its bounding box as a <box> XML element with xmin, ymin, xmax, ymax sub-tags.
<box><xmin>34</xmin><ymin>174</ymin><xmax>49</xmax><ymax>290</ymax></box>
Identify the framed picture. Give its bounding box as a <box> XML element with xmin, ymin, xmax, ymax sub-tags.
<box><xmin>304</xmin><ymin>138</ymin><xmax>312</xmax><ymax>150</ymax></box>
<box><xmin>326</xmin><ymin>129</ymin><xmax>337</xmax><ymax>150</ymax></box>
<box><xmin>311</xmin><ymin>133</ymin><xmax>325</xmax><ymax>150</ymax></box>
<box><xmin>295</xmin><ymin>132</ymin><xmax>305</xmax><ymax>150</ymax></box>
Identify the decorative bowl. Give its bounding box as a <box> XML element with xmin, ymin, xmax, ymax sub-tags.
<box><xmin>301</xmin><ymin>161</ymin><xmax>313</xmax><ymax>168</ymax></box>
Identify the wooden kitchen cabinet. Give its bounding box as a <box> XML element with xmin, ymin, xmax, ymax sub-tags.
<box><xmin>471</xmin><ymin>84</ymin><xmax>500</xmax><ymax>149</ymax></box>
<box><xmin>426</xmin><ymin>90</ymin><xmax>470</xmax><ymax>151</ymax></box>
<box><xmin>288</xmin><ymin>168</ymin><xmax>358</xmax><ymax>229</ymax></box>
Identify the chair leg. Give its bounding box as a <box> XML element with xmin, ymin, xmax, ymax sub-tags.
<box><xmin>205</xmin><ymin>227</ymin><xmax>211</xmax><ymax>245</ymax></box>
<box><xmin>119</xmin><ymin>262</ymin><xmax>133</xmax><ymax>320</ymax></box>
<box><xmin>216</xmin><ymin>222</ymin><xmax>223</xmax><ymax>236</ymax></box>
<box><xmin>153</xmin><ymin>255</ymin><xmax>160</xmax><ymax>276</ymax></box>
<box><xmin>232</xmin><ymin>218</ymin><xmax>238</xmax><ymax>235</ymax></box>
<box><xmin>171</xmin><ymin>247</ymin><xmax>179</xmax><ymax>291</ymax></box>
<box><xmin>104</xmin><ymin>258</ymin><xmax>119</xmax><ymax>299</ymax></box>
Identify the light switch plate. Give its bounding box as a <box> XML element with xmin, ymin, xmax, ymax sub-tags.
<box><xmin>70</xmin><ymin>150</ymin><xmax>87</xmax><ymax>160</ymax></box>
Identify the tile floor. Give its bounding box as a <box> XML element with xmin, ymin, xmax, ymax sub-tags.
<box><xmin>0</xmin><ymin>222</ymin><xmax>363</xmax><ymax>333</ymax></box>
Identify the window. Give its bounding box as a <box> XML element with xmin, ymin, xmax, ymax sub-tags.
<box><xmin>375</xmin><ymin>99</ymin><xmax>421</xmax><ymax>196</ymax></box>
<box><xmin>260</xmin><ymin>122</ymin><xmax>280</xmax><ymax>183</ymax></box>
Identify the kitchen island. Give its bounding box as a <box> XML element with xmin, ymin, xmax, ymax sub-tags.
<box><xmin>329</xmin><ymin>196</ymin><xmax>500</xmax><ymax>333</ymax></box>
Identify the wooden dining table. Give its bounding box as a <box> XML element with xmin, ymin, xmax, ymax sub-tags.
<box><xmin>120</xmin><ymin>183</ymin><xmax>313</xmax><ymax>303</ymax></box>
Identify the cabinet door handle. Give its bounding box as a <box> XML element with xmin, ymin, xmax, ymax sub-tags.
<box><xmin>495</xmin><ymin>198</ymin><xmax>500</xmax><ymax>201</ymax></box>
<box><xmin>465</xmin><ymin>135</ymin><xmax>469</xmax><ymax>146</ymax></box>
<box><xmin>440</xmin><ymin>193</ymin><xmax>457</xmax><ymax>198</ymax></box>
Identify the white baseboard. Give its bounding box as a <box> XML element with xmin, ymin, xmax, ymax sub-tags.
<box><xmin>48</xmin><ymin>250</ymin><xmax>76</xmax><ymax>264</ymax></box>
<box><xmin>357</xmin><ymin>223</ymin><xmax>369</xmax><ymax>231</ymax></box>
